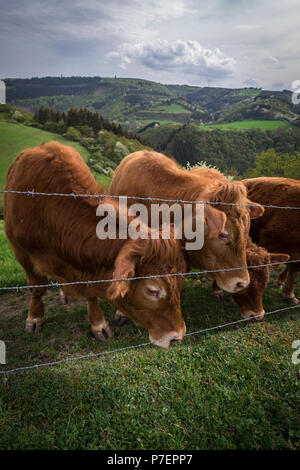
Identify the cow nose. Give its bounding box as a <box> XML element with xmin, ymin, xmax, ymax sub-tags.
<box><xmin>242</xmin><ymin>310</ymin><xmax>265</xmax><ymax>320</ymax></box>
<box><xmin>170</xmin><ymin>336</ymin><xmax>182</xmax><ymax>346</ymax></box>
<box><xmin>235</xmin><ymin>280</ymin><xmax>249</xmax><ymax>292</ymax></box>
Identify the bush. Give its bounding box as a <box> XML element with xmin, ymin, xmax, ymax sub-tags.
<box><xmin>65</xmin><ymin>126</ymin><xmax>81</xmax><ymax>141</ymax></box>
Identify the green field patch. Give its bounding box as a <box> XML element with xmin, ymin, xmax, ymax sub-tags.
<box><xmin>149</xmin><ymin>103</ymin><xmax>191</xmax><ymax>113</ymax></box>
<box><xmin>0</xmin><ymin>122</ymin><xmax>91</xmax><ymax>215</ymax></box>
<box><xmin>198</xmin><ymin>120</ymin><xmax>293</xmax><ymax>131</ymax></box>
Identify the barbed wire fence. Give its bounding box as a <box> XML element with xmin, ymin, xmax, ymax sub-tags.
<box><xmin>0</xmin><ymin>188</ymin><xmax>300</xmax><ymax>375</ymax></box>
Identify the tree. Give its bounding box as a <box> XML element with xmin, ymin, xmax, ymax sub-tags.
<box><xmin>247</xmin><ymin>148</ymin><xmax>300</xmax><ymax>179</ymax></box>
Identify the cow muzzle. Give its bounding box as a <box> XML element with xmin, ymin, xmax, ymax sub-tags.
<box><xmin>149</xmin><ymin>324</ymin><xmax>186</xmax><ymax>349</ymax></box>
<box><xmin>242</xmin><ymin>310</ymin><xmax>265</xmax><ymax>321</ymax></box>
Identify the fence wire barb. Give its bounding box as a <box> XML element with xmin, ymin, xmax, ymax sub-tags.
<box><xmin>0</xmin><ymin>259</ymin><xmax>299</xmax><ymax>292</ymax></box>
<box><xmin>1</xmin><ymin>303</ymin><xmax>299</xmax><ymax>376</ymax></box>
<box><xmin>1</xmin><ymin>188</ymin><xmax>300</xmax><ymax>210</ymax></box>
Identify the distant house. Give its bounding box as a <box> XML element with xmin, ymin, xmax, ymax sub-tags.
<box><xmin>0</xmin><ymin>80</ymin><xmax>6</xmax><ymax>104</ymax></box>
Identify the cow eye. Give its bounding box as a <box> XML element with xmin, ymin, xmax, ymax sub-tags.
<box><xmin>219</xmin><ymin>230</ymin><xmax>229</xmax><ymax>241</ymax></box>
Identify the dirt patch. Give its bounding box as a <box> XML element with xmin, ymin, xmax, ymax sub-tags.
<box><xmin>0</xmin><ymin>290</ymin><xmax>87</xmax><ymax>320</ymax></box>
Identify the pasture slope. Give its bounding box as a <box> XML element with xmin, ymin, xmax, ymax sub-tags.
<box><xmin>0</xmin><ymin>122</ymin><xmax>91</xmax><ymax>216</ymax></box>
<box><xmin>0</xmin><ymin>122</ymin><xmax>90</xmax><ymax>189</ymax></box>
<box><xmin>0</xmin><ymin>219</ymin><xmax>299</xmax><ymax>450</ymax></box>
<box><xmin>198</xmin><ymin>120</ymin><xmax>293</xmax><ymax>131</ymax></box>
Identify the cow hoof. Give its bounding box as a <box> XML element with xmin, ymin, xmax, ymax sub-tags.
<box><xmin>114</xmin><ymin>310</ymin><xmax>130</xmax><ymax>326</ymax></box>
<box><xmin>25</xmin><ymin>320</ymin><xmax>43</xmax><ymax>334</ymax></box>
<box><xmin>92</xmin><ymin>323</ymin><xmax>113</xmax><ymax>343</ymax></box>
<box><xmin>284</xmin><ymin>296</ymin><xmax>299</xmax><ymax>305</ymax></box>
<box><xmin>273</xmin><ymin>281</ymin><xmax>283</xmax><ymax>289</ymax></box>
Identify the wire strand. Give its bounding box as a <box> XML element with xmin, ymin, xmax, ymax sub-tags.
<box><xmin>1</xmin><ymin>303</ymin><xmax>299</xmax><ymax>376</ymax></box>
<box><xmin>0</xmin><ymin>259</ymin><xmax>299</xmax><ymax>292</ymax></box>
<box><xmin>1</xmin><ymin>188</ymin><xmax>300</xmax><ymax>210</ymax></box>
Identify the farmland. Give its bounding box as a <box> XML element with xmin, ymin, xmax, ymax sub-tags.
<box><xmin>0</xmin><ymin>122</ymin><xmax>90</xmax><ymax>189</ymax></box>
<box><xmin>198</xmin><ymin>120</ymin><xmax>293</xmax><ymax>131</ymax></box>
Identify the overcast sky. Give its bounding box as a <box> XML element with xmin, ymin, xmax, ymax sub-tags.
<box><xmin>0</xmin><ymin>0</ymin><xmax>299</xmax><ymax>89</ymax></box>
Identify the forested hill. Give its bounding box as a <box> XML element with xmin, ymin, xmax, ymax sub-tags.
<box><xmin>4</xmin><ymin>76</ymin><xmax>300</xmax><ymax>130</ymax></box>
<box><xmin>140</xmin><ymin>122</ymin><xmax>300</xmax><ymax>178</ymax></box>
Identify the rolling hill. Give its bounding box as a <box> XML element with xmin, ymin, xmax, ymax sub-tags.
<box><xmin>5</xmin><ymin>76</ymin><xmax>300</xmax><ymax>131</ymax></box>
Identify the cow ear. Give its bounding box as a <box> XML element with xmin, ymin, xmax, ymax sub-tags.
<box><xmin>107</xmin><ymin>240</ymin><xmax>141</xmax><ymax>301</ymax></box>
<box><xmin>269</xmin><ymin>253</ymin><xmax>290</xmax><ymax>269</ymax></box>
<box><xmin>204</xmin><ymin>205</ymin><xmax>227</xmax><ymax>238</ymax></box>
<box><xmin>248</xmin><ymin>201</ymin><xmax>264</xmax><ymax>219</ymax></box>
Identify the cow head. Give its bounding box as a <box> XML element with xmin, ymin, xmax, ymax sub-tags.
<box><xmin>232</xmin><ymin>247</ymin><xmax>290</xmax><ymax>320</ymax></box>
<box><xmin>107</xmin><ymin>237</ymin><xmax>186</xmax><ymax>348</ymax></box>
<box><xmin>186</xmin><ymin>182</ymin><xmax>264</xmax><ymax>294</ymax></box>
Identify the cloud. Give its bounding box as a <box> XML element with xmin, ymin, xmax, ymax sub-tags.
<box><xmin>107</xmin><ymin>39</ymin><xmax>236</xmax><ymax>80</ymax></box>
<box><xmin>235</xmin><ymin>24</ymin><xmax>260</xmax><ymax>31</ymax></box>
<box><xmin>243</xmin><ymin>78</ymin><xmax>261</xmax><ymax>87</ymax></box>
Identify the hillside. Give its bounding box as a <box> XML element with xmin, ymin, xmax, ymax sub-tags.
<box><xmin>0</xmin><ymin>104</ymin><xmax>152</xmax><ymax>217</ymax></box>
<box><xmin>141</xmin><ymin>122</ymin><xmax>300</xmax><ymax>176</ymax></box>
<box><xmin>5</xmin><ymin>76</ymin><xmax>300</xmax><ymax>131</ymax></box>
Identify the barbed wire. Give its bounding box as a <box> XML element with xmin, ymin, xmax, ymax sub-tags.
<box><xmin>1</xmin><ymin>188</ymin><xmax>300</xmax><ymax>210</ymax></box>
<box><xmin>1</xmin><ymin>186</ymin><xmax>299</xmax><ymax>376</ymax></box>
<box><xmin>1</xmin><ymin>303</ymin><xmax>299</xmax><ymax>376</ymax></box>
<box><xmin>0</xmin><ymin>259</ymin><xmax>299</xmax><ymax>292</ymax></box>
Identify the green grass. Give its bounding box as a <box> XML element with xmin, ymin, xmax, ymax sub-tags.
<box><xmin>0</xmin><ymin>122</ymin><xmax>92</xmax><ymax>217</ymax></box>
<box><xmin>150</xmin><ymin>103</ymin><xmax>191</xmax><ymax>113</ymax></box>
<box><xmin>97</xmin><ymin>173</ymin><xmax>111</xmax><ymax>190</ymax></box>
<box><xmin>0</xmin><ymin>122</ymin><xmax>90</xmax><ymax>190</ymax></box>
<box><xmin>238</xmin><ymin>89</ymin><xmax>261</xmax><ymax>95</ymax></box>
<box><xmin>0</xmin><ymin>221</ymin><xmax>299</xmax><ymax>449</ymax></box>
<box><xmin>199</xmin><ymin>120</ymin><xmax>293</xmax><ymax>131</ymax></box>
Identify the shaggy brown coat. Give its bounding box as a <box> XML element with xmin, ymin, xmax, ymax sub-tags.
<box><xmin>4</xmin><ymin>142</ymin><xmax>187</xmax><ymax>347</ymax></box>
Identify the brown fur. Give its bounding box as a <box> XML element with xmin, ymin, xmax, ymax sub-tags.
<box><xmin>242</xmin><ymin>177</ymin><xmax>300</xmax><ymax>303</ymax></box>
<box><xmin>228</xmin><ymin>238</ymin><xmax>289</xmax><ymax>318</ymax></box>
<box><xmin>110</xmin><ymin>152</ymin><xmax>264</xmax><ymax>293</ymax></box>
<box><xmin>4</xmin><ymin>142</ymin><xmax>187</xmax><ymax>346</ymax></box>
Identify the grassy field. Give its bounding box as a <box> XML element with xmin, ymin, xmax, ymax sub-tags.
<box><xmin>0</xmin><ymin>122</ymin><xmax>90</xmax><ymax>190</ymax></box>
<box><xmin>0</xmin><ymin>220</ymin><xmax>299</xmax><ymax>450</ymax></box>
<box><xmin>199</xmin><ymin>120</ymin><xmax>293</xmax><ymax>131</ymax></box>
<box><xmin>150</xmin><ymin>103</ymin><xmax>191</xmax><ymax>113</ymax></box>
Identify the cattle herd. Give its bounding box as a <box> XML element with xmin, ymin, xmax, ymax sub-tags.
<box><xmin>3</xmin><ymin>142</ymin><xmax>300</xmax><ymax>348</ymax></box>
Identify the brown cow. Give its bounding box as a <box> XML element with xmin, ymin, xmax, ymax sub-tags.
<box><xmin>4</xmin><ymin>142</ymin><xmax>187</xmax><ymax>348</ymax></box>
<box><xmin>242</xmin><ymin>177</ymin><xmax>300</xmax><ymax>304</ymax></box>
<box><xmin>212</xmin><ymin>238</ymin><xmax>290</xmax><ymax>319</ymax></box>
<box><xmin>110</xmin><ymin>151</ymin><xmax>264</xmax><ymax>294</ymax></box>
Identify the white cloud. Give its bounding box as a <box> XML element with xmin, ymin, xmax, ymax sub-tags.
<box><xmin>107</xmin><ymin>39</ymin><xmax>236</xmax><ymax>80</ymax></box>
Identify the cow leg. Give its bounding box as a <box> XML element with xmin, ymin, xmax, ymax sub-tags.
<box><xmin>273</xmin><ymin>266</ymin><xmax>288</xmax><ymax>289</ymax></box>
<box><xmin>87</xmin><ymin>298</ymin><xmax>113</xmax><ymax>342</ymax></box>
<box><xmin>114</xmin><ymin>310</ymin><xmax>130</xmax><ymax>326</ymax></box>
<box><xmin>283</xmin><ymin>266</ymin><xmax>299</xmax><ymax>304</ymax></box>
<box><xmin>59</xmin><ymin>288</ymin><xmax>68</xmax><ymax>305</ymax></box>
<box><xmin>26</xmin><ymin>277</ymin><xmax>48</xmax><ymax>333</ymax></box>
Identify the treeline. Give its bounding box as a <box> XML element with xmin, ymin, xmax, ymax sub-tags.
<box><xmin>141</xmin><ymin>123</ymin><xmax>300</xmax><ymax>176</ymax></box>
<box><xmin>34</xmin><ymin>107</ymin><xmax>141</xmax><ymax>141</ymax></box>
<box><xmin>5</xmin><ymin>76</ymin><xmax>101</xmax><ymax>101</ymax></box>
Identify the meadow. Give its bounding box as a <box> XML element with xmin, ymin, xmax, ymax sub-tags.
<box><xmin>0</xmin><ymin>122</ymin><xmax>90</xmax><ymax>189</ymax></box>
<box><xmin>0</xmin><ymin>219</ymin><xmax>299</xmax><ymax>450</ymax></box>
<box><xmin>198</xmin><ymin>120</ymin><xmax>293</xmax><ymax>131</ymax></box>
<box><xmin>0</xmin><ymin>122</ymin><xmax>91</xmax><ymax>215</ymax></box>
